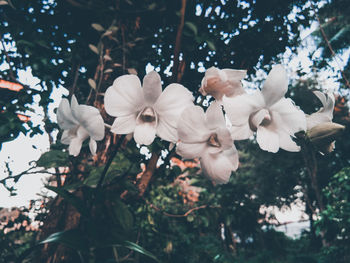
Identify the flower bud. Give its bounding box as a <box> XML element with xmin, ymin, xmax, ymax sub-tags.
<box><xmin>307</xmin><ymin>122</ymin><xmax>345</xmax><ymax>153</ymax></box>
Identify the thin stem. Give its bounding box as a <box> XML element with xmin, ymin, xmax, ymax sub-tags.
<box><xmin>96</xmin><ymin>134</ymin><xmax>126</xmax><ymax>190</ymax></box>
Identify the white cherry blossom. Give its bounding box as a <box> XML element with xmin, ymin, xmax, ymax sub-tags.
<box><xmin>57</xmin><ymin>95</ymin><xmax>105</xmax><ymax>156</ymax></box>
<box><xmin>199</xmin><ymin>66</ymin><xmax>247</xmax><ymax>102</ymax></box>
<box><xmin>176</xmin><ymin>102</ymin><xmax>239</xmax><ymax>184</ymax></box>
<box><xmin>223</xmin><ymin>65</ymin><xmax>306</xmax><ymax>153</ymax></box>
<box><xmin>104</xmin><ymin>71</ymin><xmax>193</xmax><ymax>145</ymax></box>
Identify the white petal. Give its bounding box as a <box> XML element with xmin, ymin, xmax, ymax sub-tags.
<box><xmin>216</xmin><ymin>127</ymin><xmax>233</xmax><ymax>151</ymax></box>
<box><xmin>61</xmin><ymin>129</ymin><xmax>73</xmax><ymax>144</ymax></box>
<box><xmin>70</xmin><ymin>95</ymin><xmax>79</xmax><ymax>115</ymax></box>
<box><xmin>230</xmin><ymin>124</ymin><xmax>253</xmax><ymax>140</ymax></box>
<box><xmin>69</xmin><ymin>137</ymin><xmax>83</xmax><ymax>156</ymax></box>
<box><xmin>256</xmin><ymin>126</ymin><xmax>280</xmax><ymax>153</ymax></box>
<box><xmin>176</xmin><ymin>142</ymin><xmax>207</xmax><ymax>159</ymax></box>
<box><xmin>270</xmin><ymin>98</ymin><xmax>306</xmax><ymax>134</ymax></box>
<box><xmin>110</xmin><ymin>114</ymin><xmax>137</xmax><ymax>134</ymax></box>
<box><xmin>307</xmin><ymin>91</ymin><xmax>334</xmax><ymax>130</ymax></box>
<box><xmin>201</xmin><ymin>146</ymin><xmax>239</xmax><ymax>184</ymax></box>
<box><xmin>89</xmin><ymin>138</ymin><xmax>97</xmax><ymax>155</ymax></box>
<box><xmin>134</xmin><ymin>122</ymin><xmax>157</xmax><ymax>145</ymax></box>
<box><xmin>261</xmin><ymin>65</ymin><xmax>288</xmax><ymax>107</ymax></box>
<box><xmin>72</xmin><ymin>105</ymin><xmax>105</xmax><ymax>141</ymax></box>
<box><xmin>104</xmin><ymin>75</ymin><xmax>144</xmax><ymax>117</ymax></box>
<box><xmin>142</xmin><ymin>71</ymin><xmax>162</xmax><ymax>105</ymax></box>
<box><xmin>278</xmin><ymin>130</ymin><xmax>300</xmax><ymax>152</ymax></box>
<box><xmin>223</xmin><ymin>91</ymin><xmax>264</xmax><ymax>127</ymax></box>
<box><xmin>222</xmin><ymin>68</ymin><xmax>247</xmax><ymax>81</ymax></box>
<box><xmin>156</xmin><ymin>117</ymin><xmax>178</xmax><ymax>143</ymax></box>
<box><xmin>153</xmin><ymin>83</ymin><xmax>194</xmax><ymax>128</ymax></box>
<box><xmin>57</xmin><ymin>98</ymin><xmax>78</xmax><ymax>130</ymax></box>
<box><xmin>205</xmin><ymin>101</ymin><xmax>226</xmax><ymax>130</ymax></box>
<box><xmin>177</xmin><ymin>106</ymin><xmax>211</xmax><ymax>143</ymax></box>
<box><xmin>154</xmin><ymin>83</ymin><xmax>194</xmax><ymax>142</ymax></box>
<box><xmin>76</xmin><ymin>126</ymin><xmax>90</xmax><ymax>141</ymax></box>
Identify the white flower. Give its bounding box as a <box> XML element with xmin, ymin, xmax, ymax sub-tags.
<box><xmin>306</xmin><ymin>91</ymin><xmax>344</xmax><ymax>153</ymax></box>
<box><xmin>57</xmin><ymin>95</ymin><xmax>105</xmax><ymax>156</ymax></box>
<box><xmin>223</xmin><ymin>65</ymin><xmax>306</xmax><ymax>153</ymax></box>
<box><xmin>176</xmin><ymin>102</ymin><xmax>239</xmax><ymax>184</ymax></box>
<box><xmin>306</xmin><ymin>91</ymin><xmax>334</xmax><ymax>130</ymax></box>
<box><xmin>104</xmin><ymin>71</ymin><xmax>194</xmax><ymax>145</ymax></box>
<box><xmin>199</xmin><ymin>66</ymin><xmax>246</xmax><ymax>101</ymax></box>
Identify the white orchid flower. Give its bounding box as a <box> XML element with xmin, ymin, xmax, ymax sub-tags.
<box><xmin>57</xmin><ymin>95</ymin><xmax>105</xmax><ymax>156</ymax></box>
<box><xmin>199</xmin><ymin>66</ymin><xmax>246</xmax><ymax>102</ymax></box>
<box><xmin>176</xmin><ymin>102</ymin><xmax>239</xmax><ymax>184</ymax></box>
<box><xmin>223</xmin><ymin>65</ymin><xmax>306</xmax><ymax>153</ymax></box>
<box><xmin>306</xmin><ymin>91</ymin><xmax>334</xmax><ymax>130</ymax></box>
<box><xmin>104</xmin><ymin>71</ymin><xmax>194</xmax><ymax>145</ymax></box>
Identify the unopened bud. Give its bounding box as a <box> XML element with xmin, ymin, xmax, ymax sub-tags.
<box><xmin>308</xmin><ymin>122</ymin><xmax>345</xmax><ymax>153</ymax></box>
<box><xmin>308</xmin><ymin>122</ymin><xmax>345</xmax><ymax>143</ymax></box>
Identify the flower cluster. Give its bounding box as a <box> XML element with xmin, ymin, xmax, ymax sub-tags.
<box><xmin>57</xmin><ymin>66</ymin><xmax>343</xmax><ymax>184</ymax></box>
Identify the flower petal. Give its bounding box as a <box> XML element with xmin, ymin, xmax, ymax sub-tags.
<box><xmin>270</xmin><ymin>98</ymin><xmax>306</xmax><ymax>135</ymax></box>
<box><xmin>104</xmin><ymin>75</ymin><xmax>144</xmax><ymax>117</ymax></box>
<box><xmin>177</xmin><ymin>106</ymin><xmax>211</xmax><ymax>143</ymax></box>
<box><xmin>205</xmin><ymin>101</ymin><xmax>226</xmax><ymax>130</ymax></box>
<box><xmin>176</xmin><ymin>141</ymin><xmax>207</xmax><ymax>159</ymax></box>
<box><xmin>230</xmin><ymin>124</ymin><xmax>253</xmax><ymax>140</ymax></box>
<box><xmin>216</xmin><ymin>127</ymin><xmax>233</xmax><ymax>151</ymax></box>
<box><xmin>134</xmin><ymin>122</ymin><xmax>157</xmax><ymax>145</ymax></box>
<box><xmin>261</xmin><ymin>65</ymin><xmax>288</xmax><ymax>107</ymax></box>
<box><xmin>57</xmin><ymin>98</ymin><xmax>78</xmax><ymax>130</ymax></box>
<box><xmin>154</xmin><ymin>83</ymin><xmax>194</xmax><ymax>142</ymax></box>
<box><xmin>222</xmin><ymin>68</ymin><xmax>247</xmax><ymax>81</ymax></box>
<box><xmin>223</xmin><ymin>91</ymin><xmax>264</xmax><ymax>127</ymax></box>
<box><xmin>201</xmin><ymin>146</ymin><xmax>239</xmax><ymax>184</ymax></box>
<box><xmin>156</xmin><ymin>117</ymin><xmax>178</xmax><ymax>143</ymax></box>
<box><xmin>256</xmin><ymin>125</ymin><xmax>280</xmax><ymax>153</ymax></box>
<box><xmin>72</xmin><ymin>105</ymin><xmax>105</xmax><ymax>141</ymax></box>
<box><xmin>306</xmin><ymin>91</ymin><xmax>334</xmax><ymax>130</ymax></box>
<box><xmin>142</xmin><ymin>71</ymin><xmax>162</xmax><ymax>105</ymax></box>
<box><xmin>89</xmin><ymin>138</ymin><xmax>97</xmax><ymax>155</ymax></box>
<box><xmin>68</xmin><ymin>137</ymin><xmax>83</xmax><ymax>156</ymax></box>
<box><xmin>278</xmin><ymin>130</ymin><xmax>300</xmax><ymax>152</ymax></box>
<box><xmin>111</xmin><ymin>114</ymin><xmax>137</xmax><ymax>134</ymax></box>
<box><xmin>61</xmin><ymin>129</ymin><xmax>73</xmax><ymax>144</ymax></box>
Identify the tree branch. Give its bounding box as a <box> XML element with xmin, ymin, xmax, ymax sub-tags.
<box><xmin>316</xmin><ymin>15</ymin><xmax>350</xmax><ymax>89</ymax></box>
<box><xmin>171</xmin><ymin>0</ymin><xmax>187</xmax><ymax>82</ymax></box>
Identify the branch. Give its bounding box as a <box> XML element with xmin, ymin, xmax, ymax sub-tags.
<box><xmin>96</xmin><ymin>134</ymin><xmax>126</xmax><ymax>190</ymax></box>
<box><xmin>145</xmin><ymin>199</ymin><xmax>220</xmax><ymax>218</ymax></box>
<box><xmin>171</xmin><ymin>0</ymin><xmax>187</xmax><ymax>82</ymax></box>
<box><xmin>137</xmin><ymin>151</ymin><xmax>160</xmax><ymax>196</ymax></box>
<box><xmin>316</xmin><ymin>15</ymin><xmax>350</xmax><ymax>89</ymax></box>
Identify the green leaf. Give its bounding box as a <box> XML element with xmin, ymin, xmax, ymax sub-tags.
<box><xmin>122</xmin><ymin>241</ymin><xmax>160</xmax><ymax>262</ymax></box>
<box><xmin>112</xmin><ymin>199</ymin><xmax>133</xmax><ymax>231</ymax></box>
<box><xmin>185</xmin><ymin>22</ymin><xmax>198</xmax><ymax>36</ymax></box>
<box><xmin>40</xmin><ymin>229</ymin><xmax>88</xmax><ymax>251</ymax></box>
<box><xmin>45</xmin><ymin>185</ymin><xmax>89</xmax><ymax>217</ymax></box>
<box><xmin>37</xmin><ymin>150</ymin><xmax>69</xmax><ymax>168</ymax></box>
<box><xmin>206</xmin><ymin>40</ymin><xmax>216</xmax><ymax>51</ymax></box>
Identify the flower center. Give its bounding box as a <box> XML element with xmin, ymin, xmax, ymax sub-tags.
<box><xmin>249</xmin><ymin>109</ymin><xmax>271</xmax><ymax>131</ymax></box>
<box><xmin>207</xmin><ymin>133</ymin><xmax>221</xmax><ymax>147</ymax></box>
<box><xmin>140</xmin><ymin>107</ymin><xmax>156</xmax><ymax>123</ymax></box>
